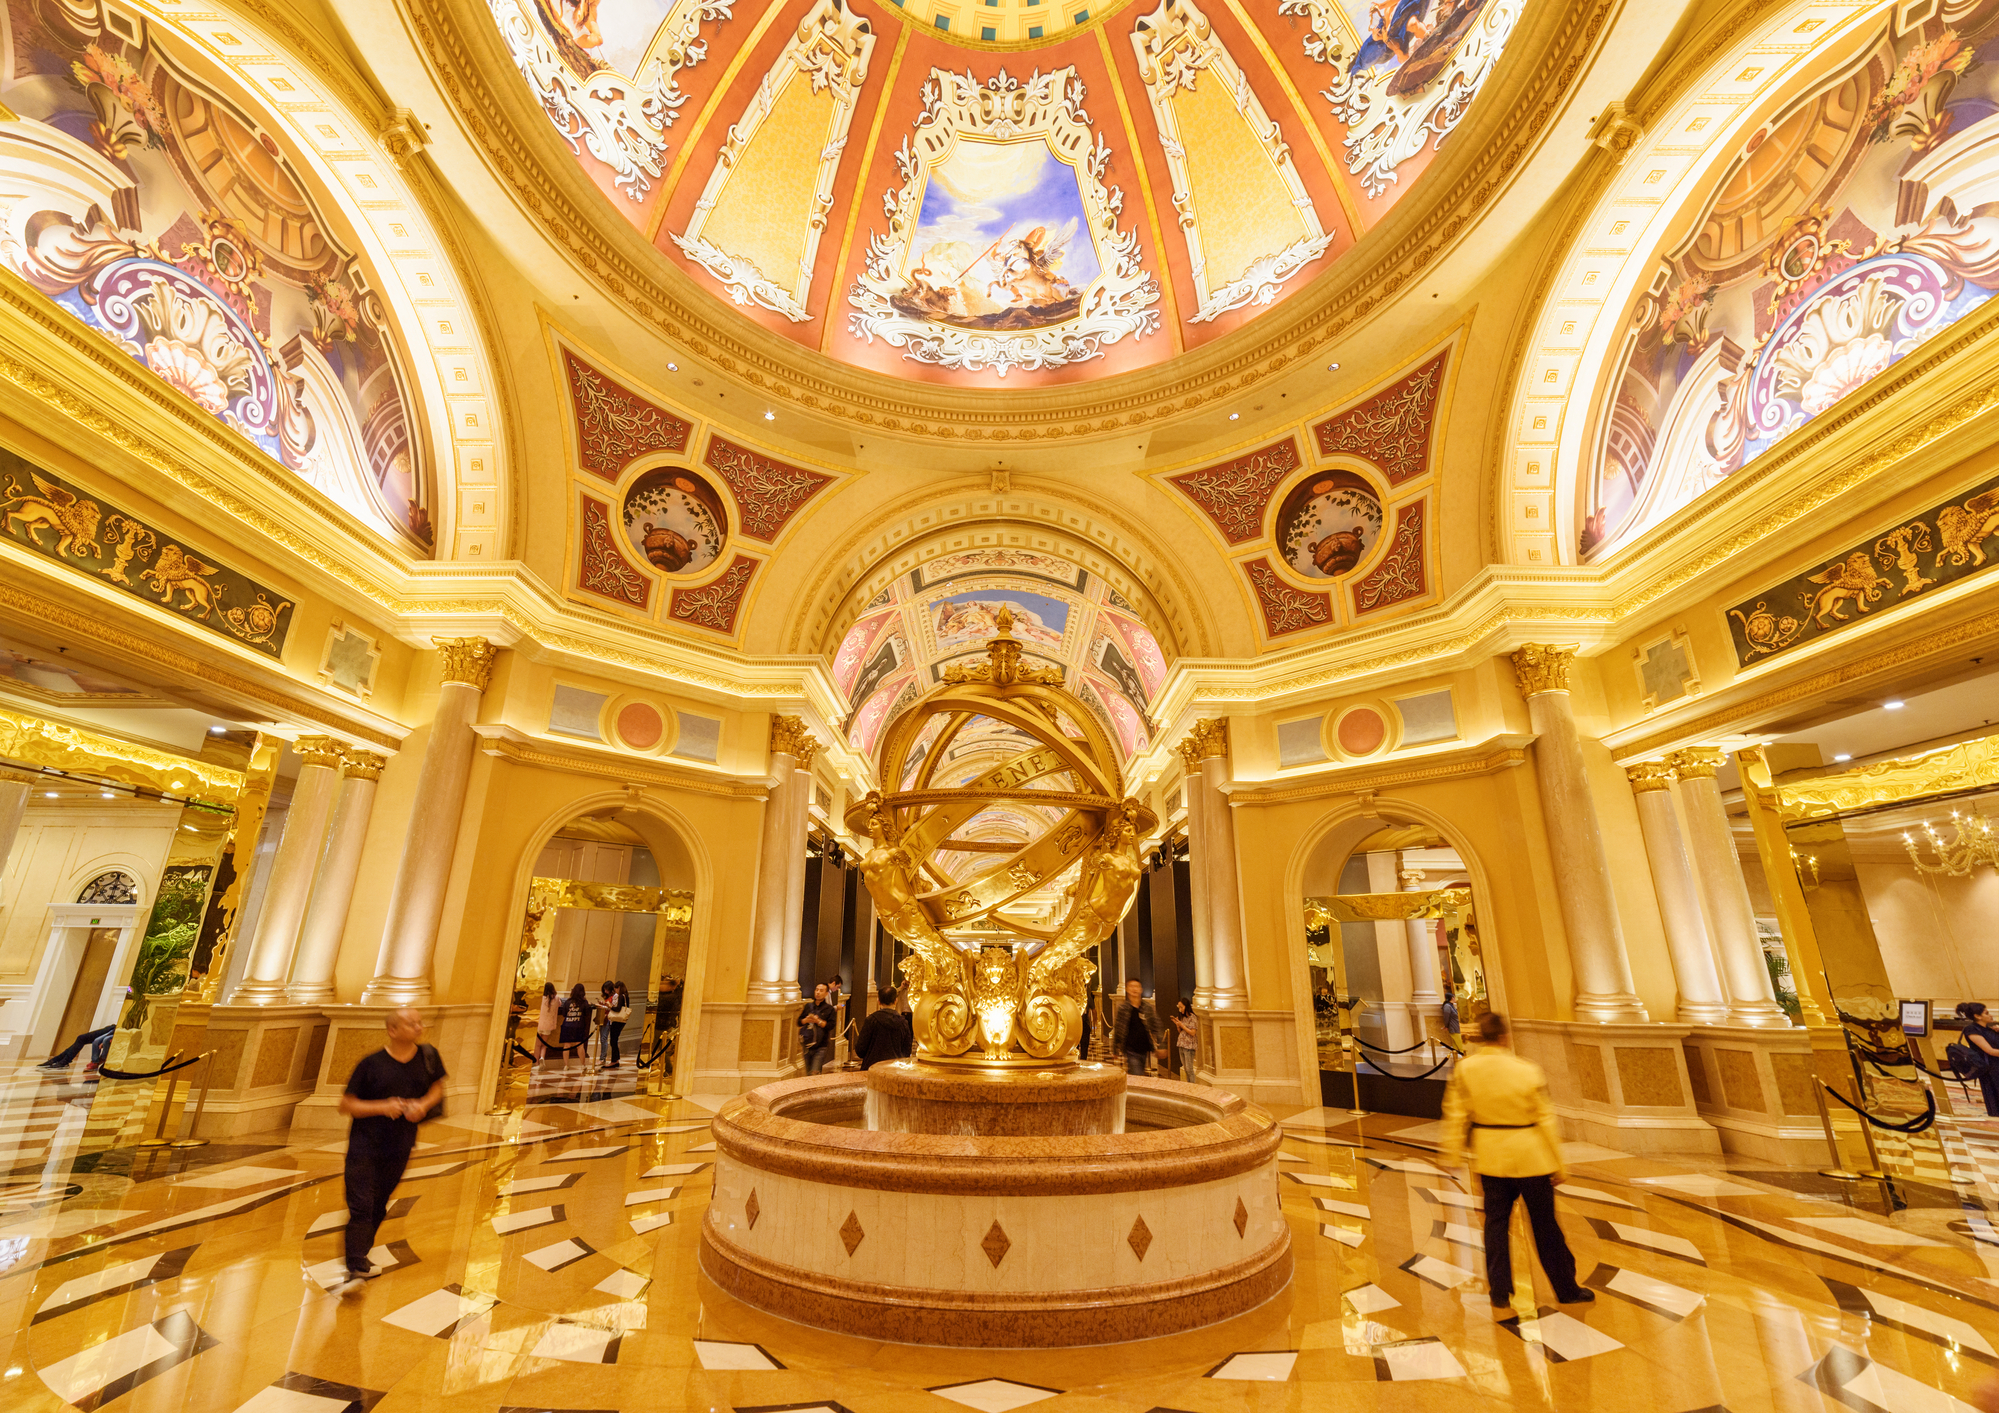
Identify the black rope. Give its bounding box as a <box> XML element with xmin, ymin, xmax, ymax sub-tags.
<box><xmin>1355</xmin><ymin>1053</ymin><xmax>1457</xmax><ymax>1082</ymax></box>
<box><xmin>1354</xmin><ymin>1035</ymin><xmax>1462</xmax><ymax>1057</ymax></box>
<box><xmin>1821</xmin><ymin>1083</ymin><xmax>1938</xmax><ymax>1134</ymax></box>
<box><xmin>98</xmin><ymin>1050</ymin><xmax>202</xmax><ymax>1081</ymax></box>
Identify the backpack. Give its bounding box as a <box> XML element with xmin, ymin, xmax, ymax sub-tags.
<box><xmin>1945</xmin><ymin>1039</ymin><xmax>1989</xmax><ymax>1080</ymax></box>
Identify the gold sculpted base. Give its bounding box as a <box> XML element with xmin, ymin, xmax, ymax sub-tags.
<box><xmin>844</xmin><ymin>609</ymin><xmax>1157</xmax><ymax>1070</ymax></box>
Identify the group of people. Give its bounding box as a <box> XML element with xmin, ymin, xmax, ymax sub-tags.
<box><xmin>1077</xmin><ymin>980</ymin><xmax>1201</xmax><ymax>1079</ymax></box>
<box><xmin>518</xmin><ymin>979</ymin><xmax>633</xmax><ymax>1072</ymax></box>
<box><xmin>797</xmin><ymin>978</ymin><xmax>917</xmax><ymax>1073</ymax></box>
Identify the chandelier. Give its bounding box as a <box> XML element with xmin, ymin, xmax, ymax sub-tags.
<box><xmin>1904</xmin><ymin>811</ymin><xmax>1999</xmax><ymax>877</ymax></box>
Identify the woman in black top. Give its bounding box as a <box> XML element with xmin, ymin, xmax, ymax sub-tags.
<box><xmin>558</xmin><ymin>983</ymin><xmax>592</xmax><ymax>1069</ymax></box>
<box><xmin>1957</xmin><ymin>1001</ymin><xmax>1999</xmax><ymax>1116</ymax></box>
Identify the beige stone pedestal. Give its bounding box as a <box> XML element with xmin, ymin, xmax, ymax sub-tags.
<box><xmin>1679</xmin><ymin>1024</ymin><xmax>1831</xmax><ymax>1166</ymax></box>
<box><xmin>287</xmin><ymin>1002</ymin><xmax>490</xmax><ymax>1138</ymax></box>
<box><xmin>183</xmin><ymin>1003</ymin><xmax>331</xmax><ymax>1139</ymax></box>
<box><xmin>1513</xmin><ymin>1018</ymin><xmax>1721</xmax><ymax>1156</ymax></box>
<box><xmin>690</xmin><ymin>1000</ymin><xmax>803</xmax><ymax>1096</ymax></box>
<box><xmin>1198</xmin><ymin>1008</ymin><xmax>1307</xmax><ymax>1106</ymax></box>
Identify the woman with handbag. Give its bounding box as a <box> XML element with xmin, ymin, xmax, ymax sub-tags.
<box><xmin>600</xmin><ymin>982</ymin><xmax>632</xmax><ymax>1069</ymax></box>
<box><xmin>1956</xmin><ymin>1002</ymin><xmax>1999</xmax><ymax>1116</ymax></box>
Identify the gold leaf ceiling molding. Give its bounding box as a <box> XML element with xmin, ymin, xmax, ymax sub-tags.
<box><xmin>407</xmin><ymin>0</ymin><xmax>1611</xmax><ymax>441</ymax></box>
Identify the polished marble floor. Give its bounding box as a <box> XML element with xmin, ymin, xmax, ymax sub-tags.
<box><xmin>0</xmin><ymin>1067</ymin><xmax>1996</xmax><ymax>1413</ymax></box>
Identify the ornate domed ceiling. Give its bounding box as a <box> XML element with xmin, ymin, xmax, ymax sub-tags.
<box><xmin>490</xmin><ymin>0</ymin><xmax>1520</xmax><ymax>386</ymax></box>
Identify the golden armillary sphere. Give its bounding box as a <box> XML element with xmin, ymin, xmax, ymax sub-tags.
<box><xmin>844</xmin><ymin>608</ymin><xmax>1157</xmax><ymax>1067</ymax></box>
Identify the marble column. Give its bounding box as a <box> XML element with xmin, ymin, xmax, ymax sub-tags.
<box><xmin>1401</xmin><ymin>866</ymin><xmax>1445</xmax><ymax>1020</ymax></box>
<box><xmin>360</xmin><ymin>638</ymin><xmax>498</xmax><ymax>1006</ymax></box>
<box><xmin>746</xmin><ymin>717</ymin><xmax>816</xmax><ymax>1004</ymax></box>
<box><xmin>286</xmin><ymin>750</ymin><xmax>387</xmax><ymax>1004</ymax></box>
<box><xmin>1511</xmin><ymin>645</ymin><xmax>1647</xmax><ymax>1022</ymax></box>
<box><xmin>227</xmin><ymin>736</ymin><xmax>344</xmax><ymax>1005</ymax></box>
<box><xmin>0</xmin><ymin>767</ymin><xmax>34</xmax><ymax>885</ymax></box>
<box><xmin>1626</xmin><ymin>760</ymin><xmax>1730</xmax><ymax>1025</ymax></box>
<box><xmin>1670</xmin><ymin>748</ymin><xmax>1789</xmax><ymax>1027</ymax></box>
<box><xmin>1180</xmin><ymin>719</ymin><xmax>1248</xmax><ymax>1011</ymax></box>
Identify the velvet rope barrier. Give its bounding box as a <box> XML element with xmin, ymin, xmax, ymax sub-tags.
<box><xmin>1820</xmin><ymin>1083</ymin><xmax>1937</xmax><ymax>1134</ymax></box>
<box><xmin>98</xmin><ymin>1050</ymin><xmax>202</xmax><ymax>1080</ymax></box>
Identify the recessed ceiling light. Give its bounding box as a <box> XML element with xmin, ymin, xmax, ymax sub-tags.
<box><xmin>763</xmin><ymin>410</ymin><xmax>775</xmax><ymax>420</ymax></box>
<box><xmin>1228</xmin><ymin>412</ymin><xmax>1239</xmax><ymax>420</ymax></box>
<box><xmin>1327</xmin><ymin>362</ymin><xmax>1340</xmax><ymax>371</ymax></box>
<box><xmin>1884</xmin><ymin>700</ymin><xmax>1905</xmax><ymax>709</ymax></box>
<box><xmin>1833</xmin><ymin>753</ymin><xmax>1851</xmax><ymax>762</ymax></box>
<box><xmin>667</xmin><ymin>362</ymin><xmax>678</xmax><ymax>372</ymax></box>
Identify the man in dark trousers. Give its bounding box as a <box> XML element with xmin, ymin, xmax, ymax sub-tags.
<box><xmin>853</xmin><ymin>986</ymin><xmax>913</xmax><ymax>1069</ymax></box>
<box><xmin>334</xmin><ymin>1007</ymin><xmax>444</xmax><ymax>1295</ymax></box>
<box><xmin>1114</xmin><ymin>977</ymin><xmax>1163</xmax><ymax>1076</ymax></box>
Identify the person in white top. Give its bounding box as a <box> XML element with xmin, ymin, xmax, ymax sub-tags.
<box><xmin>597</xmin><ymin>981</ymin><xmax>632</xmax><ymax>1069</ymax></box>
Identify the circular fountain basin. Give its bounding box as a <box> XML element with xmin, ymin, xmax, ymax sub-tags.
<box><xmin>698</xmin><ymin>1070</ymin><xmax>1291</xmax><ymax>1346</ymax></box>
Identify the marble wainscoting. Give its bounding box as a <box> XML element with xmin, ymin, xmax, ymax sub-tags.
<box><xmin>286</xmin><ymin>1003</ymin><xmax>491</xmax><ymax>1138</ymax></box>
<box><xmin>700</xmin><ymin>1072</ymin><xmax>1291</xmax><ymax>1345</ymax></box>
<box><xmin>1514</xmin><ymin>1019</ymin><xmax>1723</xmax><ymax>1156</ymax></box>
<box><xmin>1679</xmin><ymin>1024</ymin><xmax>1838</xmax><ymax>1166</ymax></box>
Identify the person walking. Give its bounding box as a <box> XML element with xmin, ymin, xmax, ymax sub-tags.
<box><xmin>1114</xmin><ymin>978</ymin><xmax>1164</xmax><ymax>1077</ymax></box>
<box><xmin>854</xmin><ymin>986</ymin><xmax>913</xmax><ymax>1069</ymax></box>
<box><xmin>1079</xmin><ymin>989</ymin><xmax>1095</xmax><ymax>1061</ymax></box>
<box><xmin>799</xmin><ymin>982</ymin><xmax>835</xmax><ymax>1075</ymax></box>
<box><xmin>1956</xmin><ymin>1002</ymin><xmax>1999</xmax><ymax>1116</ymax></box>
<box><xmin>599</xmin><ymin>982</ymin><xmax>631</xmax><ymax>1069</ymax></box>
<box><xmin>1171</xmin><ymin>999</ymin><xmax>1199</xmax><ymax>1081</ymax></box>
<box><xmin>533</xmin><ymin>982</ymin><xmax>560</xmax><ymax>1064</ymax></box>
<box><xmin>1442</xmin><ymin>989</ymin><xmax>1461</xmax><ymax>1045</ymax></box>
<box><xmin>333</xmin><ymin>1008</ymin><xmax>443</xmax><ymax>1295</ymax></box>
<box><xmin>1440</xmin><ymin>1011</ymin><xmax>1593</xmax><ymax>1314</ymax></box>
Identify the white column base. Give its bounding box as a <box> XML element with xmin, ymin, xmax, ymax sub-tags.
<box><xmin>358</xmin><ymin>976</ymin><xmax>431</xmax><ymax>1007</ymax></box>
<box><xmin>1675</xmin><ymin>1000</ymin><xmax>1733</xmax><ymax>1025</ymax></box>
<box><xmin>223</xmin><ymin>981</ymin><xmax>294</xmax><ymax>1006</ymax></box>
<box><xmin>1725</xmin><ymin>1000</ymin><xmax>1796</xmax><ymax>1028</ymax></box>
<box><xmin>286</xmin><ymin>982</ymin><xmax>335</xmax><ymax>1005</ymax></box>
<box><xmin>1574</xmin><ymin>992</ymin><xmax>1649</xmax><ymax>1023</ymax></box>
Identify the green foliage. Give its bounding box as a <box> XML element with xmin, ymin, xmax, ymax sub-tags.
<box><xmin>121</xmin><ymin>865</ymin><xmax>210</xmax><ymax>1029</ymax></box>
<box><xmin>1766</xmin><ymin>949</ymin><xmax>1802</xmax><ymax>1021</ymax></box>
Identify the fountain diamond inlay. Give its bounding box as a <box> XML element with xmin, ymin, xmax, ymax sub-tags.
<box><xmin>981</xmin><ymin>1220</ymin><xmax>1011</xmax><ymax>1267</ymax></box>
<box><xmin>1234</xmin><ymin>1197</ymin><xmax>1249</xmax><ymax>1238</ymax></box>
<box><xmin>840</xmin><ymin>1210</ymin><xmax>865</xmax><ymax>1256</ymax></box>
<box><xmin>745</xmin><ymin>1189</ymin><xmax>760</xmax><ymax>1230</ymax></box>
<box><xmin>1128</xmin><ymin>1215</ymin><xmax>1152</xmax><ymax>1262</ymax></box>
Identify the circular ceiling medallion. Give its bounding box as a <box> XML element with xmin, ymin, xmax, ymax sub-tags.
<box><xmin>620</xmin><ymin>467</ymin><xmax>728</xmax><ymax>576</ymax></box>
<box><xmin>615</xmin><ymin>701</ymin><xmax>665</xmax><ymax>752</ymax></box>
<box><xmin>1275</xmin><ymin>471</ymin><xmax>1383</xmax><ymax>579</ymax></box>
<box><xmin>1335</xmin><ymin>707</ymin><xmax>1387</xmax><ymax>757</ymax></box>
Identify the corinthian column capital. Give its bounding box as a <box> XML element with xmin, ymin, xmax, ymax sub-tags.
<box><xmin>1625</xmin><ymin>760</ymin><xmax>1676</xmax><ymax>794</ymax></box>
<box><xmin>770</xmin><ymin>715</ymin><xmax>819</xmax><ymax>768</ymax></box>
<box><xmin>1176</xmin><ymin>718</ymin><xmax>1228</xmax><ymax>770</ymax></box>
<box><xmin>292</xmin><ymin>735</ymin><xmax>345</xmax><ymax>771</ymax></box>
<box><xmin>1668</xmin><ymin>747</ymin><xmax>1725</xmax><ymax>779</ymax></box>
<box><xmin>433</xmin><ymin>636</ymin><xmax>498</xmax><ymax>691</ymax></box>
<box><xmin>1510</xmin><ymin>643</ymin><xmax>1575</xmax><ymax>696</ymax></box>
<box><xmin>341</xmin><ymin>750</ymin><xmax>389</xmax><ymax>782</ymax></box>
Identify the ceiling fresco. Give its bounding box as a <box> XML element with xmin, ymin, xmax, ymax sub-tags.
<box><xmin>492</xmin><ymin>0</ymin><xmax>1522</xmax><ymax>386</ymax></box>
<box><xmin>832</xmin><ymin>547</ymin><xmax>1165</xmax><ymax>761</ymax></box>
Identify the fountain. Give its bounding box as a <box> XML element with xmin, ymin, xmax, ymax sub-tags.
<box><xmin>699</xmin><ymin>611</ymin><xmax>1290</xmax><ymax>1345</ymax></box>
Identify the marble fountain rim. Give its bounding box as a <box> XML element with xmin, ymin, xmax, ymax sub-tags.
<box><xmin>711</xmin><ymin>1072</ymin><xmax>1281</xmax><ymax>1196</ymax></box>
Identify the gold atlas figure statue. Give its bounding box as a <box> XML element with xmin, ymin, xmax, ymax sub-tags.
<box><xmin>847</xmin><ymin>607</ymin><xmax>1156</xmax><ymax>1068</ymax></box>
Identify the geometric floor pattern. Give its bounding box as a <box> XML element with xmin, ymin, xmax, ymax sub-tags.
<box><xmin>2</xmin><ymin>1071</ymin><xmax>1998</xmax><ymax>1412</ymax></box>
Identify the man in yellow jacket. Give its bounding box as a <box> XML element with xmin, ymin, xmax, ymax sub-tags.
<box><xmin>1439</xmin><ymin>1011</ymin><xmax>1593</xmax><ymax>1312</ymax></box>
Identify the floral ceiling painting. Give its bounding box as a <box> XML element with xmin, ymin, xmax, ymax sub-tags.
<box><xmin>491</xmin><ymin>0</ymin><xmax>1526</xmax><ymax>386</ymax></box>
<box><xmin>0</xmin><ymin>2</ymin><xmax>434</xmax><ymax>550</ymax></box>
<box><xmin>1584</xmin><ymin>5</ymin><xmax>1999</xmax><ymax>559</ymax></box>
<box><xmin>832</xmin><ymin>549</ymin><xmax>1164</xmax><ymax>761</ymax></box>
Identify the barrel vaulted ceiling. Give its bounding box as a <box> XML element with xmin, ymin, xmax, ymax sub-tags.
<box><xmin>490</xmin><ymin>0</ymin><xmax>1521</xmax><ymax>387</ymax></box>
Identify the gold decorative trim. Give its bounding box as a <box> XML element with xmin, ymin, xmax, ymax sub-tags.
<box><xmin>1510</xmin><ymin>643</ymin><xmax>1573</xmax><ymax>696</ymax></box>
<box><xmin>1770</xmin><ymin>732</ymin><xmax>1999</xmax><ymax>824</ymax></box>
<box><xmin>0</xmin><ymin>705</ymin><xmax>243</xmax><ymax>804</ymax></box>
<box><xmin>1624</xmin><ymin>760</ymin><xmax>1674</xmax><ymax>794</ymax></box>
<box><xmin>769</xmin><ymin>715</ymin><xmax>819</xmax><ymax>769</ymax></box>
<box><xmin>1176</xmin><ymin>718</ymin><xmax>1229</xmax><ymax>770</ymax></box>
<box><xmin>293</xmin><ymin>736</ymin><xmax>345</xmax><ymax>771</ymax></box>
<box><xmin>529</xmin><ymin>874</ymin><xmax>693</xmax><ymax>919</ymax></box>
<box><xmin>434</xmin><ymin>636</ymin><xmax>499</xmax><ymax>691</ymax></box>
<box><xmin>405</xmin><ymin>0</ymin><xmax>1611</xmax><ymax>441</ymax></box>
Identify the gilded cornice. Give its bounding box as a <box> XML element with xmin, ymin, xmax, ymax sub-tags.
<box><xmin>403</xmin><ymin>0</ymin><xmax>1609</xmax><ymax>442</ymax></box>
<box><xmin>0</xmin><ymin>705</ymin><xmax>243</xmax><ymax>804</ymax></box>
<box><xmin>473</xmin><ymin>723</ymin><xmax>771</xmax><ymax>799</ymax></box>
<box><xmin>1222</xmin><ymin>734</ymin><xmax>1535</xmax><ymax>807</ymax></box>
<box><xmin>1767</xmin><ymin>733</ymin><xmax>1999</xmax><ymax>824</ymax></box>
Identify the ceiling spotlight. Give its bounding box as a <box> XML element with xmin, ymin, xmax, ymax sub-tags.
<box><xmin>1833</xmin><ymin>753</ymin><xmax>1852</xmax><ymax>762</ymax></box>
<box><xmin>1883</xmin><ymin>700</ymin><xmax>1905</xmax><ymax>710</ymax></box>
<box><xmin>763</xmin><ymin>410</ymin><xmax>775</xmax><ymax>421</ymax></box>
<box><xmin>1228</xmin><ymin>412</ymin><xmax>1239</xmax><ymax>420</ymax></box>
<box><xmin>667</xmin><ymin>362</ymin><xmax>679</xmax><ymax>372</ymax></box>
<box><xmin>1327</xmin><ymin>362</ymin><xmax>1340</xmax><ymax>371</ymax></box>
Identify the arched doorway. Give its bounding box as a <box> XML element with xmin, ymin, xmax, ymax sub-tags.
<box><xmin>491</xmin><ymin>802</ymin><xmax>699</xmax><ymax>1107</ymax></box>
<box><xmin>1297</xmin><ymin>811</ymin><xmax>1494</xmax><ymax>1117</ymax></box>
